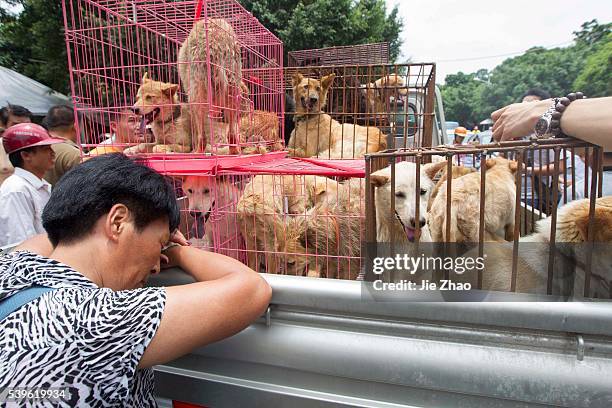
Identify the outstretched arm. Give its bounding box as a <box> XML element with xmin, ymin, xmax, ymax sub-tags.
<box><xmin>492</xmin><ymin>97</ymin><xmax>612</xmax><ymax>150</ymax></box>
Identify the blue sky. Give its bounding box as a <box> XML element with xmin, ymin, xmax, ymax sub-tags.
<box><xmin>386</xmin><ymin>0</ymin><xmax>612</xmax><ymax>83</ymax></box>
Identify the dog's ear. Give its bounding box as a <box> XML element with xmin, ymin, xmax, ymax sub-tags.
<box><xmin>370</xmin><ymin>171</ymin><xmax>390</xmax><ymax>187</ymax></box>
<box><xmin>240</xmin><ymin>80</ymin><xmax>250</xmax><ymax>96</ymax></box>
<box><xmin>485</xmin><ymin>158</ymin><xmax>497</xmax><ymax>169</ymax></box>
<box><xmin>292</xmin><ymin>72</ymin><xmax>304</xmax><ymax>88</ymax></box>
<box><xmin>142</xmin><ymin>72</ymin><xmax>150</xmax><ymax>83</ymax></box>
<box><xmin>508</xmin><ymin>160</ymin><xmax>519</xmax><ymax>173</ymax></box>
<box><xmin>321</xmin><ymin>73</ymin><xmax>336</xmax><ymax>91</ymax></box>
<box><xmin>574</xmin><ymin>203</ymin><xmax>612</xmax><ymax>242</ymax></box>
<box><xmin>161</xmin><ymin>83</ymin><xmax>179</xmax><ymax>97</ymax></box>
<box><xmin>422</xmin><ymin>161</ymin><xmax>448</xmax><ymax>181</ymax></box>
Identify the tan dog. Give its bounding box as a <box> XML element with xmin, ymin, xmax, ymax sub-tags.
<box><xmin>237</xmin><ymin>174</ymin><xmax>334</xmax><ymax>274</ymax></box>
<box><xmin>364</xmin><ymin>74</ymin><xmax>408</xmax><ymax>114</ymax></box>
<box><xmin>428</xmin><ymin>157</ymin><xmax>518</xmax><ymax>243</ymax></box>
<box><xmin>480</xmin><ymin>196</ymin><xmax>612</xmax><ymax>296</ymax></box>
<box><xmin>428</xmin><ymin>164</ymin><xmax>477</xmax><ymax>211</ymax></box>
<box><xmin>302</xmin><ymin>178</ymin><xmax>365</xmax><ymax>280</ymax></box>
<box><xmin>183</xmin><ymin>175</ymin><xmax>243</xmax><ymax>258</ymax></box>
<box><xmin>288</xmin><ymin>73</ymin><xmax>386</xmax><ymax>159</ymax></box>
<box><xmin>178</xmin><ymin>18</ymin><xmax>242</xmax><ymax>153</ymax></box>
<box><xmin>129</xmin><ymin>73</ymin><xmax>192</xmax><ymax>153</ymax></box>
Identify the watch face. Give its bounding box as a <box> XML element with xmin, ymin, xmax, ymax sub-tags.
<box><xmin>535</xmin><ymin>117</ymin><xmax>549</xmax><ymax>136</ymax></box>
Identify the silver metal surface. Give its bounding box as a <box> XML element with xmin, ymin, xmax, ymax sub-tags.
<box><xmin>151</xmin><ymin>271</ymin><xmax>612</xmax><ymax>407</ymax></box>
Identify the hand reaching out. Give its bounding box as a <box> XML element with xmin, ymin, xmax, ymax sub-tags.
<box><xmin>491</xmin><ymin>99</ymin><xmax>550</xmax><ymax>141</ymax></box>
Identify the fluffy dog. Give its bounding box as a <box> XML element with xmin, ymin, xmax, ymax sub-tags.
<box><xmin>428</xmin><ymin>164</ymin><xmax>477</xmax><ymax>211</ymax></box>
<box><xmin>480</xmin><ymin>196</ymin><xmax>612</xmax><ymax>296</ymax></box>
<box><xmin>178</xmin><ymin>18</ymin><xmax>242</xmax><ymax>153</ymax></box>
<box><xmin>288</xmin><ymin>73</ymin><xmax>387</xmax><ymax>159</ymax></box>
<box><xmin>183</xmin><ymin>175</ymin><xmax>243</xmax><ymax>259</ymax></box>
<box><xmin>237</xmin><ymin>174</ymin><xmax>334</xmax><ymax>274</ymax></box>
<box><xmin>428</xmin><ymin>157</ymin><xmax>518</xmax><ymax>243</ymax></box>
<box><xmin>129</xmin><ymin>73</ymin><xmax>192</xmax><ymax>153</ymax></box>
<box><xmin>370</xmin><ymin>160</ymin><xmax>447</xmax><ymax>244</ymax></box>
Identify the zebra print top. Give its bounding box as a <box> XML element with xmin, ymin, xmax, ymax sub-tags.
<box><xmin>0</xmin><ymin>251</ymin><xmax>167</xmax><ymax>407</ymax></box>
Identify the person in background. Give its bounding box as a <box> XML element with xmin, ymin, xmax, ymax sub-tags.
<box><xmin>0</xmin><ymin>123</ymin><xmax>64</xmax><ymax>248</ymax></box>
<box><xmin>87</xmin><ymin>110</ymin><xmax>151</xmax><ymax>156</ymax></box>
<box><xmin>0</xmin><ymin>139</ymin><xmax>12</xmax><ymax>186</ymax></box>
<box><xmin>0</xmin><ymin>104</ymin><xmax>33</xmax><ymax>185</ymax></box>
<box><xmin>0</xmin><ymin>104</ymin><xmax>33</xmax><ymax>132</ymax></box>
<box><xmin>43</xmin><ymin>105</ymin><xmax>82</xmax><ymax>186</ymax></box>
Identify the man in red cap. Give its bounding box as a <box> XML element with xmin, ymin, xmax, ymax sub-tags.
<box><xmin>0</xmin><ymin>123</ymin><xmax>64</xmax><ymax>248</ymax></box>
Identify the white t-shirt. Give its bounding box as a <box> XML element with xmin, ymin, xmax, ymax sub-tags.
<box><xmin>0</xmin><ymin>168</ymin><xmax>52</xmax><ymax>248</ymax></box>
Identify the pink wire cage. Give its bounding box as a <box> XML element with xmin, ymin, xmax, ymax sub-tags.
<box><xmin>62</xmin><ymin>0</ymin><xmax>285</xmax><ymax>162</ymax></box>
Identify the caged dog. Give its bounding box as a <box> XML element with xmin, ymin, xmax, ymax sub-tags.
<box><xmin>237</xmin><ymin>174</ymin><xmax>336</xmax><ymax>274</ymax></box>
<box><xmin>299</xmin><ymin>178</ymin><xmax>366</xmax><ymax>280</ymax></box>
<box><xmin>427</xmin><ymin>157</ymin><xmax>518</xmax><ymax>243</ymax></box>
<box><xmin>472</xmin><ymin>196</ymin><xmax>612</xmax><ymax>297</ymax></box>
<box><xmin>370</xmin><ymin>160</ymin><xmax>448</xmax><ymax>244</ymax></box>
<box><xmin>178</xmin><ymin>18</ymin><xmax>242</xmax><ymax>154</ymax></box>
<box><xmin>288</xmin><ymin>72</ymin><xmax>387</xmax><ymax>159</ymax></box>
<box><xmin>128</xmin><ymin>73</ymin><xmax>192</xmax><ymax>154</ymax></box>
<box><xmin>182</xmin><ymin>175</ymin><xmax>243</xmax><ymax>258</ymax></box>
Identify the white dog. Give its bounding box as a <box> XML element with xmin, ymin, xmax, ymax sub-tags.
<box><xmin>370</xmin><ymin>160</ymin><xmax>446</xmax><ymax>244</ymax></box>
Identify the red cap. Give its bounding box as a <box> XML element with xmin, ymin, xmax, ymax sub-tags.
<box><xmin>2</xmin><ymin>123</ymin><xmax>65</xmax><ymax>155</ymax></box>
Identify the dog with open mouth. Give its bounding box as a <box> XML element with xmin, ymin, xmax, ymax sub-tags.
<box><xmin>370</xmin><ymin>160</ymin><xmax>446</xmax><ymax>244</ymax></box>
<box><xmin>182</xmin><ymin>175</ymin><xmax>243</xmax><ymax>259</ymax></box>
<box><xmin>127</xmin><ymin>73</ymin><xmax>192</xmax><ymax>154</ymax></box>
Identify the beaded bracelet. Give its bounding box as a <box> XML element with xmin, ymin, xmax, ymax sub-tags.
<box><xmin>549</xmin><ymin>92</ymin><xmax>585</xmax><ymax>137</ymax></box>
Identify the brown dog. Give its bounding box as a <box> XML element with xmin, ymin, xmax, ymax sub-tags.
<box><xmin>288</xmin><ymin>73</ymin><xmax>386</xmax><ymax>159</ymax></box>
<box><xmin>128</xmin><ymin>73</ymin><xmax>192</xmax><ymax>153</ymax></box>
<box><xmin>178</xmin><ymin>18</ymin><xmax>242</xmax><ymax>153</ymax></box>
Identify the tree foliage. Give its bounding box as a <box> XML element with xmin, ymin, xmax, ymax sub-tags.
<box><xmin>0</xmin><ymin>0</ymin><xmax>403</xmax><ymax>95</ymax></box>
<box><xmin>0</xmin><ymin>0</ymin><xmax>68</xmax><ymax>93</ymax></box>
<box><xmin>241</xmin><ymin>0</ymin><xmax>403</xmax><ymax>61</ymax></box>
<box><xmin>442</xmin><ymin>19</ymin><xmax>611</xmax><ymax>127</ymax></box>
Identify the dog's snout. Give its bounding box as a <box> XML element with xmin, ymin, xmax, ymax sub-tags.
<box><xmin>132</xmin><ymin>106</ymin><xmax>141</xmax><ymax>115</ymax></box>
<box><xmin>309</xmin><ymin>96</ymin><xmax>318</xmax><ymax>104</ymax></box>
<box><xmin>410</xmin><ymin>217</ymin><xmax>426</xmax><ymax>228</ymax></box>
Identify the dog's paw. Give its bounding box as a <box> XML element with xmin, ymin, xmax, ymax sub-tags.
<box><xmin>152</xmin><ymin>144</ymin><xmax>175</xmax><ymax>154</ymax></box>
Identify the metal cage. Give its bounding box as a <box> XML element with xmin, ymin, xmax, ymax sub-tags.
<box><xmin>365</xmin><ymin>139</ymin><xmax>608</xmax><ymax>299</ymax></box>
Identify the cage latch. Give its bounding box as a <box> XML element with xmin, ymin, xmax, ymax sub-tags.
<box><xmin>265</xmin><ymin>306</ymin><xmax>272</xmax><ymax>327</ymax></box>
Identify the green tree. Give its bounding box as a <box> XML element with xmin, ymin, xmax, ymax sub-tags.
<box><xmin>442</xmin><ymin>19</ymin><xmax>611</xmax><ymax>124</ymax></box>
<box><xmin>0</xmin><ymin>0</ymin><xmax>68</xmax><ymax>93</ymax></box>
<box><xmin>241</xmin><ymin>0</ymin><xmax>403</xmax><ymax>61</ymax></box>
<box><xmin>441</xmin><ymin>71</ymin><xmax>488</xmax><ymax>126</ymax></box>
<box><xmin>573</xmin><ymin>33</ymin><xmax>612</xmax><ymax>97</ymax></box>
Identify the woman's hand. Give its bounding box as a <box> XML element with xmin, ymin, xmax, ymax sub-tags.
<box><xmin>492</xmin><ymin>99</ymin><xmax>550</xmax><ymax>141</ymax></box>
<box><xmin>160</xmin><ymin>230</ymin><xmax>189</xmax><ymax>269</ymax></box>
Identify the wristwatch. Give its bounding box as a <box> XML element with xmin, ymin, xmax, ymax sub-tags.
<box><xmin>534</xmin><ymin>98</ymin><xmax>559</xmax><ymax>138</ymax></box>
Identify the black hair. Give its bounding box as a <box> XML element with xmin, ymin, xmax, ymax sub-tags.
<box><xmin>521</xmin><ymin>89</ymin><xmax>551</xmax><ymax>102</ymax></box>
<box><xmin>7</xmin><ymin>146</ymin><xmax>37</xmax><ymax>168</ymax></box>
<box><xmin>0</xmin><ymin>104</ymin><xmax>33</xmax><ymax>126</ymax></box>
<box><xmin>42</xmin><ymin>153</ymin><xmax>180</xmax><ymax>246</ymax></box>
<box><xmin>43</xmin><ymin>105</ymin><xmax>75</xmax><ymax>130</ymax></box>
